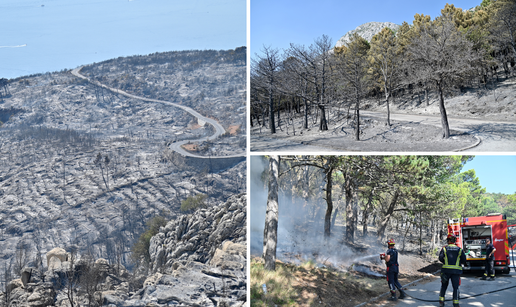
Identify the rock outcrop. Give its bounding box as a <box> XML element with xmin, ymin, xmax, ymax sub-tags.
<box><xmin>149</xmin><ymin>193</ymin><xmax>246</xmax><ymax>273</ymax></box>
<box><xmin>0</xmin><ymin>193</ymin><xmax>247</xmax><ymax>307</ymax></box>
<box><xmin>46</xmin><ymin>247</ymin><xmax>68</xmax><ymax>267</ymax></box>
<box><xmin>335</xmin><ymin>21</ymin><xmax>401</xmax><ymax>47</ymax></box>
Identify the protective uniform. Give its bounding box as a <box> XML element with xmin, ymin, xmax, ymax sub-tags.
<box><xmin>482</xmin><ymin>240</ymin><xmax>496</xmax><ymax>280</ymax></box>
<box><xmin>384</xmin><ymin>239</ymin><xmax>406</xmax><ymax>301</ymax></box>
<box><xmin>438</xmin><ymin>235</ymin><xmax>466</xmax><ymax>307</ymax></box>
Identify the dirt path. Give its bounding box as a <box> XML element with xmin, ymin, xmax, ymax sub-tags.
<box><xmin>361</xmin><ymin>111</ymin><xmax>516</xmax><ymax>152</ymax></box>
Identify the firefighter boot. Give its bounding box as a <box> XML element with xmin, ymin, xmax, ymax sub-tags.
<box><xmin>398</xmin><ymin>289</ymin><xmax>407</xmax><ymax>299</ymax></box>
<box><xmin>388</xmin><ymin>291</ymin><xmax>397</xmax><ymax>301</ymax></box>
<box><xmin>480</xmin><ymin>275</ymin><xmax>487</xmax><ymax>280</ymax></box>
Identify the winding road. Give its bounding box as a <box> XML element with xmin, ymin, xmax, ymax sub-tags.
<box><xmin>72</xmin><ymin>67</ymin><xmax>245</xmax><ymax>159</ymax></box>
<box><xmin>361</xmin><ymin>111</ymin><xmax>516</xmax><ymax>152</ymax></box>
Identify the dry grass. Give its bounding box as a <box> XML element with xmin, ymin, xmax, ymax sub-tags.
<box><xmin>181</xmin><ymin>143</ymin><xmax>198</xmax><ymax>151</ymax></box>
<box><xmin>251</xmin><ymin>257</ymin><xmax>387</xmax><ymax>307</ymax></box>
<box><xmin>228</xmin><ymin>125</ymin><xmax>241</xmax><ymax>136</ymax></box>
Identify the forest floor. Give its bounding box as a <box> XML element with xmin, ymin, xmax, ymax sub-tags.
<box><xmin>251</xmin><ymin>226</ymin><xmax>444</xmax><ymax>307</ymax></box>
<box><xmin>251</xmin><ymin>74</ymin><xmax>516</xmax><ymax>152</ymax></box>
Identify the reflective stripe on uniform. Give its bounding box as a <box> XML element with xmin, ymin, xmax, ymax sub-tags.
<box><xmin>439</xmin><ymin>296</ymin><xmax>444</xmax><ymax>302</ymax></box>
<box><xmin>442</xmin><ymin>246</ymin><xmax>463</xmax><ymax>270</ymax></box>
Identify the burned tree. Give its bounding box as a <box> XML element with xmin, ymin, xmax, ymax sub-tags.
<box><xmin>263</xmin><ymin>155</ymin><xmax>280</xmax><ymax>271</ymax></box>
<box><xmin>252</xmin><ymin>47</ymin><xmax>282</xmax><ymax>134</ymax></box>
<box><xmin>335</xmin><ymin>33</ymin><xmax>371</xmax><ymax>140</ymax></box>
<box><xmin>286</xmin><ymin>35</ymin><xmax>334</xmax><ymax>131</ymax></box>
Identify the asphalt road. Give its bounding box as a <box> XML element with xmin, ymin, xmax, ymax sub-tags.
<box><xmin>395</xmin><ymin>251</ymin><xmax>516</xmax><ymax>307</ymax></box>
<box><xmin>361</xmin><ymin>111</ymin><xmax>516</xmax><ymax>152</ymax></box>
<box><xmin>72</xmin><ymin>67</ymin><xmax>244</xmax><ymax>159</ymax></box>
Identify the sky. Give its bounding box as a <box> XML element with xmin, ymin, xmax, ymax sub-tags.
<box><xmin>463</xmin><ymin>155</ymin><xmax>516</xmax><ymax>195</ymax></box>
<box><xmin>251</xmin><ymin>0</ymin><xmax>481</xmax><ymax>57</ymax></box>
<box><xmin>0</xmin><ymin>0</ymin><xmax>246</xmax><ymax>79</ymax></box>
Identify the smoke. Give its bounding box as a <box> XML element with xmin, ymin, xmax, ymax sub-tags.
<box><xmin>250</xmin><ymin>156</ymin><xmax>384</xmax><ymax>270</ymax></box>
<box><xmin>250</xmin><ymin>155</ymin><xmax>267</xmax><ymax>256</ymax></box>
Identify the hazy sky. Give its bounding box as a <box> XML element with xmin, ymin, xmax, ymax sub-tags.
<box><xmin>464</xmin><ymin>155</ymin><xmax>516</xmax><ymax>195</ymax></box>
<box><xmin>0</xmin><ymin>0</ymin><xmax>246</xmax><ymax>79</ymax></box>
<box><xmin>251</xmin><ymin>0</ymin><xmax>481</xmax><ymax>57</ymax></box>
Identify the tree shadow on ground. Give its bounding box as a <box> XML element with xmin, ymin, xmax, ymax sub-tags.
<box><xmin>464</xmin><ymin>123</ymin><xmax>516</xmax><ymax>141</ymax></box>
<box><xmin>417</xmin><ymin>262</ymin><xmax>442</xmax><ymax>274</ymax></box>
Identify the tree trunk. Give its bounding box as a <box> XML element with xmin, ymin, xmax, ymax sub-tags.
<box><xmin>277</xmin><ymin>98</ymin><xmax>281</xmax><ymax>128</ymax></box>
<box><xmin>324</xmin><ymin>166</ymin><xmax>334</xmax><ymax>237</ymax></box>
<box><xmin>436</xmin><ymin>80</ymin><xmax>450</xmax><ymax>138</ymax></box>
<box><xmin>430</xmin><ymin>219</ymin><xmax>437</xmax><ymax>253</ymax></box>
<box><xmin>352</xmin><ymin>183</ymin><xmax>358</xmax><ymax>238</ymax></box>
<box><xmin>345</xmin><ymin>173</ymin><xmax>355</xmax><ymax>243</ymax></box>
<box><xmin>318</xmin><ymin>105</ymin><xmax>328</xmax><ymax>130</ymax></box>
<box><xmin>355</xmin><ymin>95</ymin><xmax>360</xmax><ymax>140</ymax></box>
<box><xmin>262</xmin><ymin>106</ymin><xmax>267</xmax><ymax>127</ymax></box>
<box><xmin>303</xmin><ymin>98</ymin><xmax>309</xmax><ymax>129</ymax></box>
<box><xmin>384</xmin><ymin>89</ymin><xmax>391</xmax><ymax>126</ymax></box>
<box><xmin>419</xmin><ymin>211</ymin><xmax>423</xmax><ymax>255</ymax></box>
<box><xmin>331</xmin><ymin>203</ymin><xmax>339</xmax><ymax>229</ymax></box>
<box><xmin>263</xmin><ymin>155</ymin><xmax>280</xmax><ymax>271</ymax></box>
<box><xmin>377</xmin><ymin>190</ymin><xmax>399</xmax><ymax>239</ymax></box>
<box><xmin>425</xmin><ymin>82</ymin><xmax>429</xmax><ymax>106</ymax></box>
<box><xmin>401</xmin><ymin>217</ymin><xmax>411</xmax><ymax>252</ymax></box>
<box><xmin>268</xmin><ymin>89</ymin><xmax>276</xmax><ymax>134</ymax></box>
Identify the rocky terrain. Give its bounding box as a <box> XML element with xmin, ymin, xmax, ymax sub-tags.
<box><xmin>0</xmin><ymin>48</ymin><xmax>247</xmax><ymax>304</ymax></box>
<box><xmin>335</xmin><ymin>21</ymin><xmax>400</xmax><ymax>47</ymax></box>
<box><xmin>1</xmin><ymin>193</ymin><xmax>246</xmax><ymax>307</ymax></box>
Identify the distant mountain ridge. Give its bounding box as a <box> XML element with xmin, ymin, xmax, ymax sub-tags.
<box><xmin>335</xmin><ymin>21</ymin><xmax>401</xmax><ymax>47</ymax></box>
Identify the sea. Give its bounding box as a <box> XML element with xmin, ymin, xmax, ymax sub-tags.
<box><xmin>0</xmin><ymin>0</ymin><xmax>246</xmax><ymax>79</ymax></box>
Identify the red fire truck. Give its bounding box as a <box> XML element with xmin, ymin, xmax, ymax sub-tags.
<box><xmin>448</xmin><ymin>213</ymin><xmax>515</xmax><ymax>274</ymax></box>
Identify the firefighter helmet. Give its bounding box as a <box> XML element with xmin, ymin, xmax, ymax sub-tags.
<box><xmin>387</xmin><ymin>238</ymin><xmax>395</xmax><ymax>245</ymax></box>
<box><xmin>447</xmin><ymin>233</ymin><xmax>457</xmax><ymax>243</ymax></box>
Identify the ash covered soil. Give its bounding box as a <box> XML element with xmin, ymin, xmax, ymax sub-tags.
<box><xmin>251</xmin><ymin>118</ymin><xmax>478</xmax><ymax>152</ymax></box>
<box><xmin>0</xmin><ymin>49</ymin><xmax>246</xmax><ymax>282</ymax></box>
<box><xmin>251</xmin><ymin>75</ymin><xmax>516</xmax><ymax>152</ymax></box>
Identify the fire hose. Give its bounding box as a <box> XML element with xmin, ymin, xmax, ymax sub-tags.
<box><xmin>402</xmin><ymin>283</ymin><xmax>516</xmax><ymax>302</ymax></box>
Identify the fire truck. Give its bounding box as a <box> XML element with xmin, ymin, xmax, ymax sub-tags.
<box><xmin>448</xmin><ymin>213</ymin><xmax>515</xmax><ymax>274</ymax></box>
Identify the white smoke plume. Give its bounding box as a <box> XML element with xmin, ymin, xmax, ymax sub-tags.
<box><xmin>250</xmin><ymin>156</ymin><xmax>385</xmax><ymax>271</ymax></box>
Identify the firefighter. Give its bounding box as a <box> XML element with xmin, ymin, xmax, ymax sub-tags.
<box><xmin>481</xmin><ymin>238</ymin><xmax>496</xmax><ymax>280</ymax></box>
<box><xmin>380</xmin><ymin>238</ymin><xmax>406</xmax><ymax>301</ymax></box>
<box><xmin>439</xmin><ymin>234</ymin><xmax>466</xmax><ymax>307</ymax></box>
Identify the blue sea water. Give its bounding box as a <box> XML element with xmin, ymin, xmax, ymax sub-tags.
<box><xmin>0</xmin><ymin>0</ymin><xmax>246</xmax><ymax>79</ymax></box>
